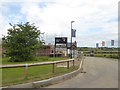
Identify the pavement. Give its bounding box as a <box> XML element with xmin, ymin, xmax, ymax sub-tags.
<box><xmin>45</xmin><ymin>57</ymin><xmax>118</xmax><ymax>88</ymax></box>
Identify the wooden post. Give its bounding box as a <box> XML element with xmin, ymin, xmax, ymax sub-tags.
<box><xmin>25</xmin><ymin>63</ymin><xmax>28</xmax><ymax>79</ymax></box>
<box><xmin>52</xmin><ymin>63</ymin><xmax>55</xmax><ymax>73</ymax></box>
<box><xmin>73</xmin><ymin>60</ymin><xmax>75</xmax><ymax>66</ymax></box>
<box><xmin>67</xmin><ymin>61</ymin><xmax>69</xmax><ymax>69</ymax></box>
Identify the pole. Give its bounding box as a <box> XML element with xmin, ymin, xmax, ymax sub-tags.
<box><xmin>70</xmin><ymin>21</ymin><xmax>75</xmax><ymax>59</ymax></box>
<box><xmin>71</xmin><ymin>22</ymin><xmax>72</xmax><ymax>59</ymax></box>
<box><xmin>54</xmin><ymin>42</ymin><xmax>56</xmax><ymax>57</ymax></box>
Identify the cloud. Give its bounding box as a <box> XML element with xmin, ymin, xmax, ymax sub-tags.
<box><xmin>0</xmin><ymin>4</ymin><xmax>10</xmax><ymax>38</ymax></box>
<box><xmin>0</xmin><ymin>0</ymin><xmax>119</xmax><ymax>47</ymax></box>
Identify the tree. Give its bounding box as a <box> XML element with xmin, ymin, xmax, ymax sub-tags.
<box><xmin>2</xmin><ymin>22</ymin><xmax>43</xmax><ymax>62</ymax></box>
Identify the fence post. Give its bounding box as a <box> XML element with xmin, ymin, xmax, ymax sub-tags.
<box><xmin>73</xmin><ymin>60</ymin><xmax>75</xmax><ymax>66</ymax></box>
<box><xmin>52</xmin><ymin>63</ymin><xmax>55</xmax><ymax>73</ymax></box>
<box><xmin>67</xmin><ymin>61</ymin><xmax>69</xmax><ymax>69</ymax></box>
<box><xmin>25</xmin><ymin>63</ymin><xmax>28</xmax><ymax>79</ymax></box>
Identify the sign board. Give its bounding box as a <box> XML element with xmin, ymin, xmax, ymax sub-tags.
<box><xmin>54</xmin><ymin>37</ymin><xmax>67</xmax><ymax>57</ymax></box>
<box><xmin>55</xmin><ymin>37</ymin><xmax>67</xmax><ymax>44</ymax></box>
<box><xmin>72</xmin><ymin>29</ymin><xmax>76</xmax><ymax>37</ymax></box>
<box><xmin>96</xmin><ymin>43</ymin><xmax>99</xmax><ymax>48</ymax></box>
<box><xmin>67</xmin><ymin>42</ymin><xmax>77</xmax><ymax>49</ymax></box>
<box><xmin>102</xmin><ymin>41</ymin><xmax>105</xmax><ymax>46</ymax></box>
<box><xmin>111</xmin><ymin>40</ymin><xmax>114</xmax><ymax>46</ymax></box>
<box><xmin>67</xmin><ymin>43</ymin><xmax>71</xmax><ymax>49</ymax></box>
<box><xmin>56</xmin><ymin>45</ymin><xmax>67</xmax><ymax>48</ymax></box>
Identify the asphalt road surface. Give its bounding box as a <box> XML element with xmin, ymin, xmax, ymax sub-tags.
<box><xmin>45</xmin><ymin>57</ymin><xmax>118</xmax><ymax>88</ymax></box>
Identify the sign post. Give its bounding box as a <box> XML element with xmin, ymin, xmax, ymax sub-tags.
<box><xmin>55</xmin><ymin>37</ymin><xmax>67</xmax><ymax>57</ymax></box>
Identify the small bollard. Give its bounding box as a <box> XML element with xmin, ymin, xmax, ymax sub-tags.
<box><xmin>25</xmin><ymin>63</ymin><xmax>28</xmax><ymax>79</ymax></box>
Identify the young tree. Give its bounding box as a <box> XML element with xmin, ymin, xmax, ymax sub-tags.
<box><xmin>2</xmin><ymin>22</ymin><xmax>43</xmax><ymax>62</ymax></box>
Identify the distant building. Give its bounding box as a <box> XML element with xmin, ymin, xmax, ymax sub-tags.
<box><xmin>35</xmin><ymin>44</ymin><xmax>67</xmax><ymax>57</ymax></box>
<box><xmin>35</xmin><ymin>45</ymin><xmax>51</xmax><ymax>56</ymax></box>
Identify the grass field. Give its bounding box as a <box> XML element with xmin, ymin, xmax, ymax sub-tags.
<box><xmin>2</xmin><ymin>65</ymin><xmax>78</xmax><ymax>86</ymax></box>
<box><xmin>84</xmin><ymin>54</ymin><xmax>119</xmax><ymax>59</ymax></box>
<box><xmin>2</xmin><ymin>56</ymin><xmax>69</xmax><ymax>65</ymax></box>
<box><xmin>94</xmin><ymin>54</ymin><xmax>119</xmax><ymax>59</ymax></box>
<box><xmin>1</xmin><ymin>56</ymin><xmax>79</xmax><ymax>87</ymax></box>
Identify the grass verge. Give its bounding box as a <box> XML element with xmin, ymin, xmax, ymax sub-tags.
<box><xmin>2</xmin><ymin>65</ymin><xmax>78</xmax><ymax>87</ymax></box>
<box><xmin>94</xmin><ymin>54</ymin><xmax>119</xmax><ymax>59</ymax></box>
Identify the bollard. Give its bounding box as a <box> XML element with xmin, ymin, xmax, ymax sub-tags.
<box><xmin>25</xmin><ymin>63</ymin><xmax>28</xmax><ymax>79</ymax></box>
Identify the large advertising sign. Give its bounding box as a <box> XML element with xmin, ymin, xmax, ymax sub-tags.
<box><xmin>55</xmin><ymin>37</ymin><xmax>67</xmax><ymax>44</ymax></box>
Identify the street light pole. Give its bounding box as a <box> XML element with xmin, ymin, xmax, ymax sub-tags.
<box><xmin>71</xmin><ymin>21</ymin><xmax>75</xmax><ymax>59</ymax></box>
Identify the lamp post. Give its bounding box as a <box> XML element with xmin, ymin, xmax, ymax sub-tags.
<box><xmin>71</xmin><ymin>21</ymin><xmax>75</xmax><ymax>59</ymax></box>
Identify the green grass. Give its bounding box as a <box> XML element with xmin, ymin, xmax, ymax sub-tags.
<box><xmin>1</xmin><ymin>56</ymin><xmax>78</xmax><ymax>86</ymax></box>
<box><xmin>94</xmin><ymin>54</ymin><xmax>119</xmax><ymax>59</ymax></box>
<box><xmin>2</xmin><ymin>56</ymin><xmax>69</xmax><ymax>65</ymax></box>
<box><xmin>2</xmin><ymin>65</ymin><xmax>78</xmax><ymax>86</ymax></box>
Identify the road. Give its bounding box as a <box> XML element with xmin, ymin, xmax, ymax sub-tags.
<box><xmin>45</xmin><ymin>57</ymin><xmax>118</xmax><ymax>88</ymax></box>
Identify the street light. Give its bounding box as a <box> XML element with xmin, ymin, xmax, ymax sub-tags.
<box><xmin>71</xmin><ymin>21</ymin><xmax>75</xmax><ymax>59</ymax></box>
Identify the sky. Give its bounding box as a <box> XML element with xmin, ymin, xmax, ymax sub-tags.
<box><xmin>0</xmin><ymin>0</ymin><xmax>119</xmax><ymax>47</ymax></box>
